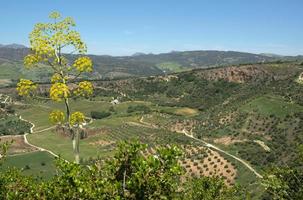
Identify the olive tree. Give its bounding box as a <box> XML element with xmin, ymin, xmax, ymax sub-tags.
<box><xmin>17</xmin><ymin>12</ymin><xmax>93</xmax><ymax>163</ymax></box>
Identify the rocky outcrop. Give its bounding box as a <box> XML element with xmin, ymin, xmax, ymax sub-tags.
<box><xmin>195</xmin><ymin>65</ymin><xmax>272</xmax><ymax>83</ymax></box>
<box><xmin>194</xmin><ymin>63</ymin><xmax>301</xmax><ymax>83</ymax></box>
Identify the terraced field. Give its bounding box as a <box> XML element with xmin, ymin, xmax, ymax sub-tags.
<box><xmin>1</xmin><ymin>96</ymin><xmax>259</xmax><ymax>188</ymax></box>
<box><xmin>241</xmin><ymin>95</ymin><xmax>303</xmax><ymax>118</ymax></box>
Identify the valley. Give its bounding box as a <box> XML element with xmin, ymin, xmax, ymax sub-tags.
<box><xmin>1</xmin><ymin>2</ymin><xmax>303</xmax><ymax>198</ymax></box>
<box><xmin>1</xmin><ymin>60</ymin><xmax>303</xmax><ymax>198</ymax></box>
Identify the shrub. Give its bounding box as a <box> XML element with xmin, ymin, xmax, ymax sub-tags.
<box><xmin>0</xmin><ymin>140</ymin><xmax>245</xmax><ymax>199</ymax></box>
<box><xmin>91</xmin><ymin>111</ymin><xmax>111</xmax><ymax>119</ymax></box>
<box><xmin>109</xmin><ymin>106</ymin><xmax>115</xmax><ymax>112</ymax></box>
<box><xmin>23</xmin><ymin>165</ymin><xmax>30</xmax><ymax>170</ymax></box>
<box><xmin>127</xmin><ymin>104</ymin><xmax>151</xmax><ymax>114</ymax></box>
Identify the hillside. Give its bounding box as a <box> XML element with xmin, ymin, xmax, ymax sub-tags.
<box><xmin>1</xmin><ymin>61</ymin><xmax>303</xmax><ymax>199</ymax></box>
<box><xmin>90</xmin><ymin>61</ymin><xmax>303</xmax><ymax>171</ymax></box>
<box><xmin>1</xmin><ymin>44</ymin><xmax>302</xmax><ymax>87</ymax></box>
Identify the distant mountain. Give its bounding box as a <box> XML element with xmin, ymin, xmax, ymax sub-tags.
<box><xmin>0</xmin><ymin>45</ymin><xmax>302</xmax><ymax>82</ymax></box>
<box><xmin>0</xmin><ymin>46</ymin><xmax>29</xmax><ymax>61</ymax></box>
<box><xmin>0</xmin><ymin>43</ymin><xmax>27</xmax><ymax>49</ymax></box>
<box><xmin>132</xmin><ymin>52</ymin><xmax>146</xmax><ymax>56</ymax></box>
<box><xmin>132</xmin><ymin>50</ymin><xmax>274</xmax><ymax>71</ymax></box>
<box><xmin>260</xmin><ymin>53</ymin><xmax>284</xmax><ymax>58</ymax></box>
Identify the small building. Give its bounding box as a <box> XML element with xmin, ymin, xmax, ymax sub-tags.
<box><xmin>111</xmin><ymin>99</ymin><xmax>120</xmax><ymax>105</ymax></box>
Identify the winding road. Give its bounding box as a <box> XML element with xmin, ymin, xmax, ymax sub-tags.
<box><xmin>139</xmin><ymin>116</ymin><xmax>263</xmax><ymax>179</ymax></box>
<box><xmin>182</xmin><ymin>130</ymin><xmax>263</xmax><ymax>178</ymax></box>
<box><xmin>1</xmin><ymin>93</ymin><xmax>263</xmax><ymax>178</ymax></box>
<box><xmin>18</xmin><ymin>116</ymin><xmax>60</xmax><ymax>158</ymax></box>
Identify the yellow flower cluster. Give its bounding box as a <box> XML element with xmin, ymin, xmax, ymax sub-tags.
<box><xmin>24</xmin><ymin>54</ymin><xmax>41</xmax><ymax>68</ymax></box>
<box><xmin>16</xmin><ymin>79</ymin><xmax>37</xmax><ymax>96</ymax></box>
<box><xmin>73</xmin><ymin>56</ymin><xmax>93</xmax><ymax>72</ymax></box>
<box><xmin>70</xmin><ymin>111</ymin><xmax>85</xmax><ymax>126</ymax></box>
<box><xmin>49</xmin><ymin>11</ymin><xmax>61</xmax><ymax>19</ymax></box>
<box><xmin>32</xmin><ymin>39</ymin><xmax>54</xmax><ymax>57</ymax></box>
<box><xmin>67</xmin><ymin>31</ymin><xmax>86</xmax><ymax>53</ymax></box>
<box><xmin>50</xmin><ymin>83</ymin><xmax>70</xmax><ymax>101</ymax></box>
<box><xmin>51</xmin><ymin>74</ymin><xmax>62</xmax><ymax>83</ymax></box>
<box><xmin>74</xmin><ymin>81</ymin><xmax>93</xmax><ymax>97</ymax></box>
<box><xmin>49</xmin><ymin>110</ymin><xmax>65</xmax><ymax>124</ymax></box>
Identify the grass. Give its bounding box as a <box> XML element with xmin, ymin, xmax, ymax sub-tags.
<box><xmin>0</xmin><ymin>62</ymin><xmax>21</xmax><ymax>80</ymax></box>
<box><xmin>14</xmin><ymin>99</ymin><xmax>113</xmax><ymax>131</ymax></box>
<box><xmin>13</xmin><ymin>98</ymin><xmax>255</xmax><ymax>188</ymax></box>
<box><xmin>14</xmin><ymin>99</ymin><xmax>197</xmax><ymax>138</ymax></box>
<box><xmin>241</xmin><ymin>95</ymin><xmax>303</xmax><ymax>118</ymax></box>
<box><xmin>0</xmin><ymin>79</ymin><xmax>12</xmax><ymax>87</ymax></box>
<box><xmin>0</xmin><ymin>151</ymin><xmax>56</xmax><ymax>179</ymax></box>
<box><xmin>156</xmin><ymin>62</ymin><xmax>185</xmax><ymax>72</ymax></box>
<box><xmin>157</xmin><ymin>106</ymin><xmax>199</xmax><ymax>117</ymax></box>
<box><xmin>27</xmin><ymin>130</ymin><xmax>111</xmax><ymax>161</ymax></box>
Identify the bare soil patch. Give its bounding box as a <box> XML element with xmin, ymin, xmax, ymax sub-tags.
<box><xmin>0</xmin><ymin>135</ymin><xmax>37</xmax><ymax>155</ymax></box>
<box><xmin>213</xmin><ymin>136</ymin><xmax>247</xmax><ymax>145</ymax></box>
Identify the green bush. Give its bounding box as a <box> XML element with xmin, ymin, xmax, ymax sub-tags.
<box><xmin>0</xmin><ymin>141</ymin><xmax>245</xmax><ymax>199</ymax></box>
<box><xmin>90</xmin><ymin>111</ymin><xmax>111</xmax><ymax>119</ymax></box>
<box><xmin>0</xmin><ymin>116</ymin><xmax>31</xmax><ymax>136</ymax></box>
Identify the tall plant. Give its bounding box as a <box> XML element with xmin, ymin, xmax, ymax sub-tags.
<box><xmin>17</xmin><ymin>12</ymin><xmax>94</xmax><ymax>163</ymax></box>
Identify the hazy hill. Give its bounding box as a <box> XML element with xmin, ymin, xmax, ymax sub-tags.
<box><xmin>0</xmin><ymin>44</ymin><xmax>302</xmax><ymax>84</ymax></box>
<box><xmin>130</xmin><ymin>50</ymin><xmax>274</xmax><ymax>71</ymax></box>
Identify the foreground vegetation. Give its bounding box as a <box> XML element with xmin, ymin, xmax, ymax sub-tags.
<box><xmin>1</xmin><ymin>140</ymin><xmax>302</xmax><ymax>199</ymax></box>
<box><xmin>0</xmin><ymin>60</ymin><xmax>302</xmax><ymax>198</ymax></box>
<box><xmin>0</xmin><ymin>141</ymin><xmax>245</xmax><ymax>200</ymax></box>
<box><xmin>0</xmin><ymin>10</ymin><xmax>302</xmax><ymax>199</ymax></box>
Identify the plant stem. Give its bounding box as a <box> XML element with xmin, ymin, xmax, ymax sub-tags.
<box><xmin>72</xmin><ymin>127</ymin><xmax>80</xmax><ymax>164</ymax></box>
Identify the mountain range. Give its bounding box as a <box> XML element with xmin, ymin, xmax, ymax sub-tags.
<box><xmin>0</xmin><ymin>43</ymin><xmax>302</xmax><ymax>83</ymax></box>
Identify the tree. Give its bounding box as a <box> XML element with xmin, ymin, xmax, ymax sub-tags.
<box><xmin>105</xmin><ymin>140</ymin><xmax>184</xmax><ymax>199</ymax></box>
<box><xmin>183</xmin><ymin>177</ymin><xmax>245</xmax><ymax>200</ymax></box>
<box><xmin>262</xmin><ymin>167</ymin><xmax>303</xmax><ymax>200</ymax></box>
<box><xmin>16</xmin><ymin>12</ymin><xmax>94</xmax><ymax>163</ymax></box>
<box><xmin>262</xmin><ymin>145</ymin><xmax>303</xmax><ymax>200</ymax></box>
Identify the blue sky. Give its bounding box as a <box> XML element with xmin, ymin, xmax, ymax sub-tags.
<box><xmin>0</xmin><ymin>0</ymin><xmax>302</xmax><ymax>56</ymax></box>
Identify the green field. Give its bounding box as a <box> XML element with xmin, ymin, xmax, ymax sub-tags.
<box><xmin>241</xmin><ymin>95</ymin><xmax>303</xmax><ymax>118</ymax></box>
<box><xmin>0</xmin><ymin>151</ymin><xmax>56</xmax><ymax>179</ymax></box>
<box><xmin>156</xmin><ymin>62</ymin><xmax>185</xmax><ymax>72</ymax></box>
<box><xmin>15</xmin><ymin>99</ymin><xmax>185</xmax><ymax>161</ymax></box>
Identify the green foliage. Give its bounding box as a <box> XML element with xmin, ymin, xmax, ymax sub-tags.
<box><xmin>90</xmin><ymin>111</ymin><xmax>111</xmax><ymax>119</ymax></box>
<box><xmin>104</xmin><ymin>140</ymin><xmax>184</xmax><ymax>199</ymax></box>
<box><xmin>241</xmin><ymin>95</ymin><xmax>303</xmax><ymax>118</ymax></box>
<box><xmin>183</xmin><ymin>177</ymin><xmax>245</xmax><ymax>200</ymax></box>
<box><xmin>262</xmin><ymin>167</ymin><xmax>303</xmax><ymax>200</ymax></box>
<box><xmin>262</xmin><ymin>146</ymin><xmax>303</xmax><ymax>200</ymax></box>
<box><xmin>0</xmin><ymin>115</ymin><xmax>31</xmax><ymax>136</ymax></box>
<box><xmin>0</xmin><ymin>141</ymin><xmax>11</xmax><ymax>162</ymax></box>
<box><xmin>0</xmin><ymin>141</ymin><xmax>243</xmax><ymax>199</ymax></box>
